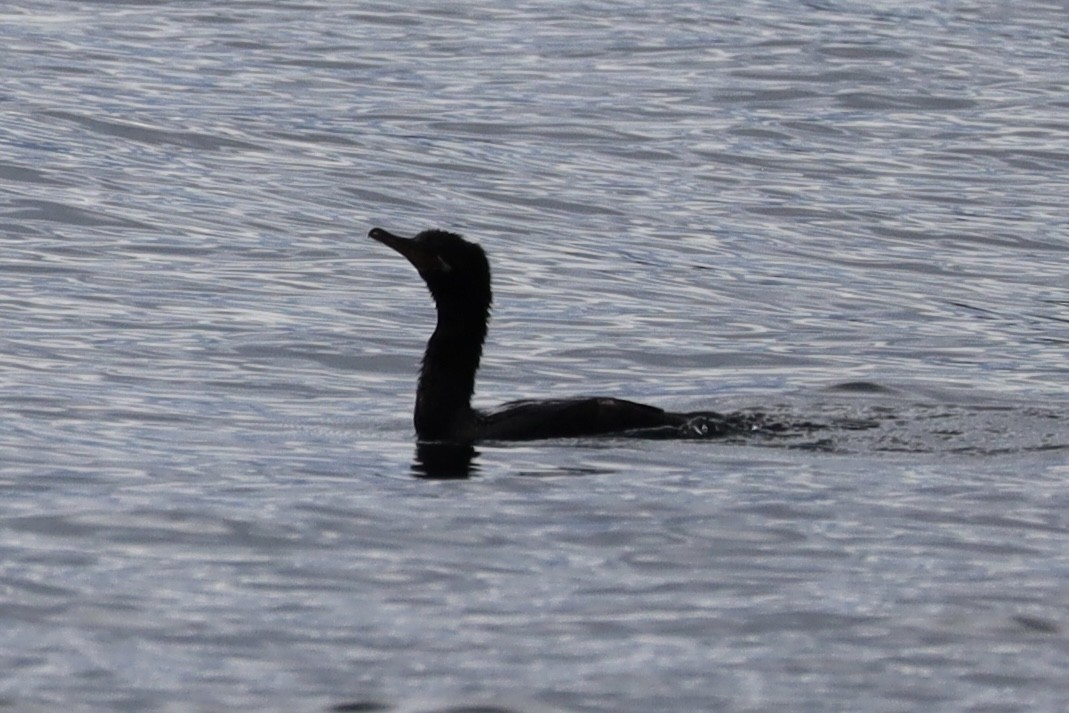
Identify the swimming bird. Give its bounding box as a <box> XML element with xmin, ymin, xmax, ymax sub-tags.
<box><xmin>370</xmin><ymin>227</ymin><xmax>765</xmax><ymax>442</ymax></box>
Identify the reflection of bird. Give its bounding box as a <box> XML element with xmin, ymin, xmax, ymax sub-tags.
<box><xmin>370</xmin><ymin>227</ymin><xmax>755</xmax><ymax>442</ymax></box>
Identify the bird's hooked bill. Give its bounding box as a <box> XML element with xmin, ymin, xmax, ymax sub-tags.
<box><xmin>369</xmin><ymin>227</ymin><xmax>446</xmax><ymax>274</ymax></box>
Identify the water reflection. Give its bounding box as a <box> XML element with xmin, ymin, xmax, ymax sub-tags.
<box><xmin>412</xmin><ymin>442</ymin><xmax>479</xmax><ymax>479</ymax></box>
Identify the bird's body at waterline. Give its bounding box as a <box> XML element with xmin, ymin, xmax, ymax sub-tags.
<box><xmin>369</xmin><ymin>227</ymin><xmax>767</xmax><ymax>442</ymax></box>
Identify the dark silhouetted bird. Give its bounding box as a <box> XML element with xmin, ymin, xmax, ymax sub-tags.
<box><xmin>370</xmin><ymin>227</ymin><xmax>765</xmax><ymax>442</ymax></box>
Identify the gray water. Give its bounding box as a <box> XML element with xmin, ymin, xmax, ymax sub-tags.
<box><xmin>3</xmin><ymin>1</ymin><xmax>1068</xmax><ymax>711</ymax></box>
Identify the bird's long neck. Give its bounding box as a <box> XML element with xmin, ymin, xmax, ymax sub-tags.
<box><xmin>414</xmin><ymin>302</ymin><xmax>488</xmax><ymax>441</ymax></box>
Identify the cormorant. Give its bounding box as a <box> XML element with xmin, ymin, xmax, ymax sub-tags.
<box><xmin>370</xmin><ymin>227</ymin><xmax>762</xmax><ymax>442</ymax></box>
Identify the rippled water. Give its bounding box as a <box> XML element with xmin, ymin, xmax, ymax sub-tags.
<box><xmin>3</xmin><ymin>1</ymin><xmax>1068</xmax><ymax>711</ymax></box>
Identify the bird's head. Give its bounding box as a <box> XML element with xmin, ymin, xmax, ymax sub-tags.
<box><xmin>369</xmin><ymin>228</ymin><xmax>492</xmax><ymax>315</ymax></box>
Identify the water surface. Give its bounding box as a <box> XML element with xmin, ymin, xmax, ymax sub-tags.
<box><xmin>2</xmin><ymin>1</ymin><xmax>1068</xmax><ymax>711</ymax></box>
